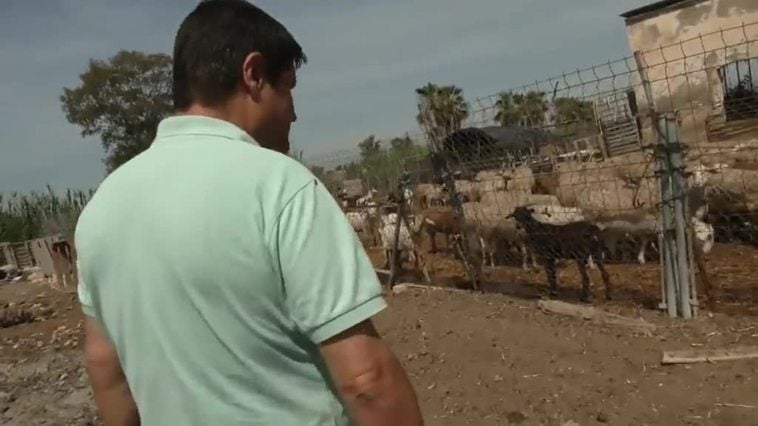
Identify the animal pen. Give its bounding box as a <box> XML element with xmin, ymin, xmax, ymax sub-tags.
<box><xmin>323</xmin><ymin>22</ymin><xmax>758</xmax><ymax>319</ymax></box>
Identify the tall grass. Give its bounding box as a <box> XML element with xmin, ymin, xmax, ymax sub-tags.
<box><xmin>0</xmin><ymin>186</ymin><xmax>93</xmax><ymax>243</ymax></box>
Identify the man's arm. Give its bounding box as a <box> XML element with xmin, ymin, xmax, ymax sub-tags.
<box><xmin>319</xmin><ymin>320</ymin><xmax>423</xmax><ymax>426</ymax></box>
<box><xmin>271</xmin><ymin>177</ymin><xmax>422</xmax><ymax>425</ymax></box>
<box><xmin>83</xmin><ymin>316</ymin><xmax>140</xmax><ymax>426</ymax></box>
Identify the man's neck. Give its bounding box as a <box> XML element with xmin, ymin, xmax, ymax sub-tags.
<box><xmin>176</xmin><ymin>104</ymin><xmax>249</xmax><ymax>133</ymax></box>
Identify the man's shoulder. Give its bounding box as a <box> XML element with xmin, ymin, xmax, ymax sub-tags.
<box><xmin>231</xmin><ymin>146</ymin><xmax>318</xmax><ymax>194</ymax></box>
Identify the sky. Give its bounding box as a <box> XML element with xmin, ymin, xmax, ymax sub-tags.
<box><xmin>0</xmin><ymin>0</ymin><xmax>652</xmax><ymax>192</ymax></box>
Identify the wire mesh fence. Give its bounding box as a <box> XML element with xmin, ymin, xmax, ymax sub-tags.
<box><xmin>308</xmin><ymin>22</ymin><xmax>758</xmax><ymax>318</ymax></box>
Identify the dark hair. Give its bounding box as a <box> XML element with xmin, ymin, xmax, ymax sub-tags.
<box><xmin>172</xmin><ymin>0</ymin><xmax>307</xmax><ymax>110</ymax></box>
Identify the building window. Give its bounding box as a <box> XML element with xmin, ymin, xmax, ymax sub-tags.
<box><xmin>718</xmin><ymin>58</ymin><xmax>758</xmax><ymax>122</ymax></box>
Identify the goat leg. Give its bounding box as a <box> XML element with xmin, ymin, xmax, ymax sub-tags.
<box><xmin>595</xmin><ymin>257</ymin><xmax>612</xmax><ymax>301</ymax></box>
<box><xmin>693</xmin><ymin>242</ymin><xmax>715</xmax><ymax>311</ymax></box>
<box><xmin>576</xmin><ymin>258</ymin><xmax>594</xmax><ymax>303</ymax></box>
<box><xmin>591</xmin><ymin>238</ymin><xmax>612</xmax><ymax>300</ymax></box>
<box><xmin>637</xmin><ymin>237</ymin><xmax>648</xmax><ymax>265</ymax></box>
<box><xmin>587</xmin><ymin>255</ymin><xmax>597</xmax><ymax>270</ymax></box>
<box><xmin>428</xmin><ymin>229</ymin><xmax>438</xmax><ymax>254</ymax></box>
<box><xmin>544</xmin><ymin>258</ymin><xmax>558</xmax><ymax>298</ymax></box>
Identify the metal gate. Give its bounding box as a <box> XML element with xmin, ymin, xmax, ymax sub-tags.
<box><xmin>595</xmin><ymin>90</ymin><xmax>642</xmax><ymax>157</ymax></box>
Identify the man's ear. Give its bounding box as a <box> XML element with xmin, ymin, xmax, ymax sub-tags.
<box><xmin>242</xmin><ymin>52</ymin><xmax>265</xmax><ymax>98</ymax></box>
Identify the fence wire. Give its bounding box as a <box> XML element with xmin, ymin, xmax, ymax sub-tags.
<box><xmin>315</xmin><ymin>22</ymin><xmax>758</xmax><ymax>316</ymax></box>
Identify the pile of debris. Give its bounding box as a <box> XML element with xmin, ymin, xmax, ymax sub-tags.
<box><xmin>0</xmin><ymin>265</ymin><xmax>22</xmax><ymax>283</ymax></box>
<box><xmin>0</xmin><ymin>265</ymin><xmax>52</xmax><ymax>286</ymax></box>
<box><xmin>0</xmin><ymin>301</ymin><xmax>55</xmax><ymax>329</ymax></box>
<box><xmin>0</xmin><ymin>307</ymin><xmax>35</xmax><ymax>329</ymax></box>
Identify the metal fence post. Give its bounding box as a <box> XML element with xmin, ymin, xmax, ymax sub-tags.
<box><xmin>656</xmin><ymin>115</ymin><xmax>695</xmax><ymax>318</ymax></box>
<box><xmin>636</xmin><ymin>50</ymin><xmax>695</xmax><ymax>318</ymax></box>
<box><xmin>387</xmin><ymin>171</ymin><xmax>431</xmax><ymax>289</ymax></box>
<box><xmin>432</xmin><ymin>152</ymin><xmax>481</xmax><ymax>290</ymax></box>
<box><xmin>387</xmin><ymin>199</ymin><xmax>403</xmax><ymax>290</ymax></box>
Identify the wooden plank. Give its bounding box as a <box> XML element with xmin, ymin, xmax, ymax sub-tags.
<box><xmin>538</xmin><ymin>300</ymin><xmax>657</xmax><ymax>335</ymax></box>
<box><xmin>661</xmin><ymin>346</ymin><xmax>758</xmax><ymax>365</ymax></box>
<box><xmin>390</xmin><ymin>283</ymin><xmax>467</xmax><ymax>295</ymax></box>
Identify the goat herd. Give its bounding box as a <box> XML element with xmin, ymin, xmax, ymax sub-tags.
<box><xmin>336</xmin><ymin>168</ymin><xmax>719</xmax><ymax>304</ymax></box>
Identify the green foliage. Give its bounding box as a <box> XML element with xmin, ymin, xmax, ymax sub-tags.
<box><xmin>495</xmin><ymin>90</ymin><xmax>548</xmax><ymax>127</ymax></box>
<box><xmin>358</xmin><ymin>135</ymin><xmax>382</xmax><ymax>159</ymax></box>
<box><xmin>415</xmin><ymin>83</ymin><xmax>469</xmax><ymax>150</ymax></box>
<box><xmin>334</xmin><ymin>136</ymin><xmax>428</xmax><ymax>193</ymax></box>
<box><xmin>494</xmin><ymin>91</ymin><xmax>598</xmax><ymax>138</ymax></box>
<box><xmin>0</xmin><ymin>187</ymin><xmax>93</xmax><ymax>243</ymax></box>
<box><xmin>552</xmin><ymin>96</ymin><xmax>598</xmax><ymax>138</ymax></box>
<box><xmin>389</xmin><ymin>134</ymin><xmax>415</xmax><ymax>153</ymax></box>
<box><xmin>61</xmin><ymin>50</ymin><xmax>173</xmax><ymax>173</ymax></box>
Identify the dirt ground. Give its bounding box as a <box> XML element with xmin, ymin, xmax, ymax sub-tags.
<box><xmin>2</xmin><ymin>275</ymin><xmax>758</xmax><ymax>425</ymax></box>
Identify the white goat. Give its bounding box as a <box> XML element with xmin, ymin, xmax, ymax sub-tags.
<box><xmin>356</xmin><ymin>189</ymin><xmax>379</xmax><ymax>206</ymax></box>
<box><xmin>528</xmin><ymin>204</ymin><xmax>587</xmax><ymax>225</ymax></box>
<box><xmin>346</xmin><ymin>211</ymin><xmax>371</xmax><ymax>233</ymax></box>
<box><xmin>378</xmin><ymin>213</ymin><xmax>419</xmax><ymax>269</ymax></box>
<box><xmin>592</xmin><ymin>214</ymin><xmax>715</xmax><ymax>267</ymax></box>
<box><xmin>403</xmin><ymin>187</ymin><xmax>414</xmax><ymax>211</ymax></box>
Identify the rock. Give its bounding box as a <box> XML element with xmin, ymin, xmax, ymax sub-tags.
<box><xmin>506</xmin><ymin>411</ymin><xmax>528</xmax><ymax>424</ymax></box>
<box><xmin>0</xmin><ymin>308</ymin><xmax>36</xmax><ymax>329</ymax></box>
<box><xmin>596</xmin><ymin>411</ymin><xmax>609</xmax><ymax>423</ymax></box>
<box><xmin>27</xmin><ymin>272</ymin><xmax>47</xmax><ymax>283</ymax></box>
<box><xmin>392</xmin><ymin>284</ymin><xmax>410</xmax><ymax>295</ymax></box>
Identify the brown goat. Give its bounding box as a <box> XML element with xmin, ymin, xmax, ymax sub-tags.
<box><xmin>416</xmin><ymin>207</ymin><xmax>464</xmax><ymax>253</ymax></box>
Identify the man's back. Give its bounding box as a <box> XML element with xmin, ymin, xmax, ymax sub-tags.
<box><xmin>76</xmin><ymin>116</ymin><xmax>387</xmax><ymax>425</ymax></box>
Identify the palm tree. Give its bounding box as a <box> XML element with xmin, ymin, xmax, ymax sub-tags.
<box><xmin>415</xmin><ymin>83</ymin><xmax>469</xmax><ymax>151</ymax></box>
<box><xmin>552</xmin><ymin>97</ymin><xmax>598</xmax><ymax>137</ymax></box>
<box><xmin>494</xmin><ymin>90</ymin><xmax>548</xmax><ymax>128</ymax></box>
<box><xmin>519</xmin><ymin>91</ymin><xmax>548</xmax><ymax>127</ymax></box>
<box><xmin>494</xmin><ymin>92</ymin><xmax>520</xmax><ymax>126</ymax></box>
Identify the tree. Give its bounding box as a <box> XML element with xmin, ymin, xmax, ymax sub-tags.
<box><xmin>358</xmin><ymin>135</ymin><xmax>382</xmax><ymax>159</ymax></box>
<box><xmin>553</xmin><ymin>97</ymin><xmax>595</xmax><ymax>125</ymax></box>
<box><xmin>415</xmin><ymin>83</ymin><xmax>469</xmax><ymax>151</ymax></box>
<box><xmin>61</xmin><ymin>50</ymin><xmax>173</xmax><ymax>173</ymax></box>
<box><xmin>493</xmin><ymin>90</ymin><xmax>548</xmax><ymax>128</ymax></box>
<box><xmin>494</xmin><ymin>92</ymin><xmax>521</xmax><ymax>127</ymax></box>
<box><xmin>552</xmin><ymin>97</ymin><xmax>598</xmax><ymax>137</ymax></box>
<box><xmin>389</xmin><ymin>134</ymin><xmax>415</xmax><ymax>153</ymax></box>
<box><xmin>518</xmin><ymin>91</ymin><xmax>548</xmax><ymax>127</ymax></box>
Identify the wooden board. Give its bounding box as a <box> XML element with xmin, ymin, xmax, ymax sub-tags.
<box><xmin>537</xmin><ymin>299</ymin><xmax>657</xmax><ymax>335</ymax></box>
<box><xmin>662</xmin><ymin>346</ymin><xmax>758</xmax><ymax>365</ymax></box>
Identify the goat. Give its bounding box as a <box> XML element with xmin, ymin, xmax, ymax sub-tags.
<box><xmin>356</xmin><ymin>188</ymin><xmax>379</xmax><ymax>206</ymax></box>
<box><xmin>346</xmin><ymin>210</ymin><xmax>380</xmax><ymax>246</ymax></box>
<box><xmin>593</xmin><ymin>213</ymin><xmax>714</xmax><ymax>266</ymax></box>
<box><xmin>414</xmin><ymin>184</ymin><xmax>447</xmax><ymax>209</ymax></box>
<box><xmin>403</xmin><ymin>187</ymin><xmax>414</xmax><ymax>211</ymax></box>
<box><xmin>378</xmin><ymin>212</ymin><xmax>420</xmax><ymax>270</ymax></box>
<box><xmin>416</xmin><ymin>207</ymin><xmax>463</xmax><ymax>253</ymax></box>
<box><xmin>594</xmin><ymin>214</ymin><xmax>658</xmax><ymax>265</ymax></box>
<box><xmin>508</xmin><ymin>206</ymin><xmax>611</xmax><ymax>302</ymax></box>
<box><xmin>529</xmin><ymin>204</ymin><xmax>587</xmax><ymax>225</ymax></box>
<box><xmin>478</xmin><ymin>220</ymin><xmax>538</xmax><ymax>270</ymax></box>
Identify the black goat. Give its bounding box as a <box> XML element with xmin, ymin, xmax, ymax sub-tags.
<box><xmin>507</xmin><ymin>206</ymin><xmax>611</xmax><ymax>302</ymax></box>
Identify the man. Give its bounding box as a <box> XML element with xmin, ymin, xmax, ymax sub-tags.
<box><xmin>75</xmin><ymin>1</ymin><xmax>423</xmax><ymax>425</ymax></box>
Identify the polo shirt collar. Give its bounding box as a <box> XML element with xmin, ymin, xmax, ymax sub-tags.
<box><xmin>154</xmin><ymin>115</ymin><xmax>259</xmax><ymax>146</ymax></box>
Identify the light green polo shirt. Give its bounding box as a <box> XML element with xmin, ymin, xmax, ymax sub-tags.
<box><xmin>75</xmin><ymin>115</ymin><xmax>387</xmax><ymax>425</ymax></box>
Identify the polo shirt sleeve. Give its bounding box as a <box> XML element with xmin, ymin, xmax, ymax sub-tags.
<box><xmin>270</xmin><ymin>179</ymin><xmax>387</xmax><ymax>343</ymax></box>
<box><xmin>76</xmin><ymin>261</ymin><xmax>96</xmax><ymax>317</ymax></box>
